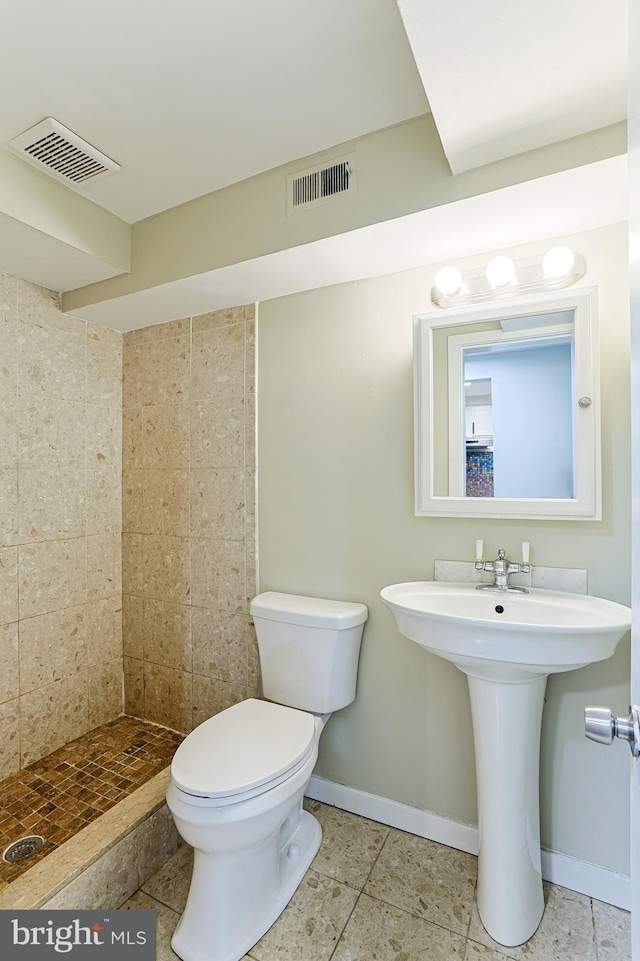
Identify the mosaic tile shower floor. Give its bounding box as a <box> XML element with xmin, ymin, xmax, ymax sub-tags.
<box><xmin>0</xmin><ymin>716</ymin><xmax>182</xmax><ymax>889</ymax></box>
<box><xmin>125</xmin><ymin>799</ymin><xmax>631</xmax><ymax>961</ymax></box>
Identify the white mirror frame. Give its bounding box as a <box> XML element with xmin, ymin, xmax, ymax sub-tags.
<box><xmin>414</xmin><ymin>287</ymin><xmax>601</xmax><ymax>520</ymax></box>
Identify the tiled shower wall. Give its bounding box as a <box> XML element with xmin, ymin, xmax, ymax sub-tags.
<box><xmin>0</xmin><ymin>273</ymin><xmax>123</xmax><ymax>777</ymax></box>
<box><xmin>122</xmin><ymin>307</ymin><xmax>257</xmax><ymax>734</ymax></box>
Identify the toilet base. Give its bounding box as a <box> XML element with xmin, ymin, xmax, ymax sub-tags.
<box><xmin>171</xmin><ymin>809</ymin><xmax>322</xmax><ymax>961</ymax></box>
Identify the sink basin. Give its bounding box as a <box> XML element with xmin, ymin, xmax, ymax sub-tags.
<box><xmin>381</xmin><ymin>580</ymin><xmax>630</xmax><ymax>948</ymax></box>
<box><xmin>380</xmin><ymin>581</ymin><xmax>631</xmax><ymax>681</ymax></box>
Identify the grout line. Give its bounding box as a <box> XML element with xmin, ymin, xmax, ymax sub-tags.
<box><xmin>591</xmin><ymin>897</ymin><xmax>600</xmax><ymax>961</ymax></box>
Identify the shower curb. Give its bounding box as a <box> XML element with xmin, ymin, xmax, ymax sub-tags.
<box><xmin>0</xmin><ymin>768</ymin><xmax>180</xmax><ymax>911</ymax></box>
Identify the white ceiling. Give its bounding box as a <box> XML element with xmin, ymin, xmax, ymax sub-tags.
<box><xmin>0</xmin><ymin>0</ymin><xmax>629</xmax><ymax>318</ymax></box>
<box><xmin>1</xmin><ymin>0</ymin><xmax>427</xmax><ymax>223</ymax></box>
<box><xmin>397</xmin><ymin>0</ymin><xmax>628</xmax><ymax>174</ymax></box>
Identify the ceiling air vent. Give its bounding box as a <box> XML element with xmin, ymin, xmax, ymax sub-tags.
<box><xmin>287</xmin><ymin>154</ymin><xmax>356</xmax><ymax>215</ymax></box>
<box><xmin>8</xmin><ymin>118</ymin><xmax>120</xmax><ymax>187</ymax></box>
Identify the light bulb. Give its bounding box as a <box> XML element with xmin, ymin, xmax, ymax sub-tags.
<box><xmin>434</xmin><ymin>265</ymin><xmax>462</xmax><ymax>297</ymax></box>
<box><xmin>542</xmin><ymin>245</ymin><xmax>575</xmax><ymax>279</ymax></box>
<box><xmin>485</xmin><ymin>256</ymin><xmax>515</xmax><ymax>288</ymax></box>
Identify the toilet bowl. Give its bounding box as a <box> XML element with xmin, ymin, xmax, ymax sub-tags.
<box><xmin>166</xmin><ymin>592</ymin><xmax>368</xmax><ymax>961</ymax></box>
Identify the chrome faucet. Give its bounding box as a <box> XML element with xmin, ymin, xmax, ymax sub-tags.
<box><xmin>474</xmin><ymin>541</ymin><xmax>531</xmax><ymax>594</ymax></box>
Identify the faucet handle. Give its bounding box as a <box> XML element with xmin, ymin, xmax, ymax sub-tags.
<box><xmin>476</xmin><ymin>539</ymin><xmax>484</xmax><ymax>564</ymax></box>
<box><xmin>522</xmin><ymin>541</ymin><xmax>530</xmax><ymax>565</ymax></box>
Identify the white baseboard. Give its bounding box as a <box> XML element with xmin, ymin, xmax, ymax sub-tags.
<box><xmin>305</xmin><ymin>775</ymin><xmax>630</xmax><ymax>911</ymax></box>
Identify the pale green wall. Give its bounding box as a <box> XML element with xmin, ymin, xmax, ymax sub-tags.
<box><xmin>258</xmin><ymin>221</ymin><xmax>631</xmax><ymax>874</ymax></box>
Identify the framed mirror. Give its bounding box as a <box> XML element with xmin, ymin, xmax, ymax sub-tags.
<box><xmin>414</xmin><ymin>287</ymin><xmax>600</xmax><ymax>520</ymax></box>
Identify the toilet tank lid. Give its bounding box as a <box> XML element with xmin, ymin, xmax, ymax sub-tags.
<box><xmin>250</xmin><ymin>591</ymin><xmax>368</xmax><ymax>628</ymax></box>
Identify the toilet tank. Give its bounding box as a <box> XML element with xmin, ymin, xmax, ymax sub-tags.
<box><xmin>250</xmin><ymin>592</ymin><xmax>368</xmax><ymax>713</ymax></box>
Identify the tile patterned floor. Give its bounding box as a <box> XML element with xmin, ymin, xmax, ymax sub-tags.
<box><xmin>0</xmin><ymin>716</ymin><xmax>182</xmax><ymax>889</ymax></box>
<box><xmin>122</xmin><ymin>798</ymin><xmax>632</xmax><ymax>961</ymax></box>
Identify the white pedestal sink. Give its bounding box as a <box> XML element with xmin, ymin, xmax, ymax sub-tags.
<box><xmin>380</xmin><ymin>581</ymin><xmax>630</xmax><ymax>948</ymax></box>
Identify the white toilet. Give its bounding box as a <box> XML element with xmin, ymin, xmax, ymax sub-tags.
<box><xmin>166</xmin><ymin>591</ymin><xmax>368</xmax><ymax>961</ymax></box>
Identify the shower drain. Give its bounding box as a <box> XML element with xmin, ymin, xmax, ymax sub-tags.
<box><xmin>2</xmin><ymin>835</ymin><xmax>44</xmax><ymax>863</ymax></box>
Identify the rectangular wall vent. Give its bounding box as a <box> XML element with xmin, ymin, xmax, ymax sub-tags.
<box><xmin>287</xmin><ymin>154</ymin><xmax>356</xmax><ymax>215</ymax></box>
<box><xmin>8</xmin><ymin>118</ymin><xmax>120</xmax><ymax>187</ymax></box>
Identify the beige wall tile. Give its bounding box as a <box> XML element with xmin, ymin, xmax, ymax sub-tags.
<box><xmin>124</xmin><ymin>656</ymin><xmax>144</xmax><ymax>717</ymax></box>
<box><xmin>143</xmin><ymin>598</ymin><xmax>192</xmax><ymax>672</ymax></box>
<box><xmin>192</xmin><ymin>307</ymin><xmax>246</xmax><ymax>333</ymax></box>
<box><xmin>0</xmin><ymin>467</ymin><xmax>18</xmax><ymax>545</ymax></box>
<box><xmin>0</xmin><ymin>278</ymin><xmax>18</xmax><ymax>469</ymax></box>
<box><xmin>123</xmin><ymin>406</ymin><xmax>144</xmax><ymax>471</ymax></box>
<box><xmin>122</xmin><ymin>533</ymin><xmax>145</xmax><ymax>596</ymax></box>
<box><xmin>87</xmin><ymin>321</ymin><xmax>122</xmax><ymax>349</ymax></box>
<box><xmin>18</xmin><ymin>319</ymin><xmax>86</xmax><ymax>401</ymax></box>
<box><xmin>88</xmin><ymin>656</ymin><xmax>123</xmax><ymax>727</ymax></box>
<box><xmin>122</xmin><ymin>470</ymin><xmax>145</xmax><ymax>534</ymax></box>
<box><xmin>86</xmin><ymin>403</ymin><xmax>122</xmax><ymax>471</ymax></box>
<box><xmin>142</xmin><ymin>403</ymin><xmax>190</xmax><ymax>469</ymax></box>
<box><xmin>0</xmin><ymin>622</ymin><xmax>18</xmax><ymax>703</ymax></box>
<box><xmin>20</xmin><ymin>673</ymin><xmax>89</xmax><ymax>765</ymax></box>
<box><xmin>191</xmin><ymin>537</ymin><xmax>246</xmax><ymax>612</ymax></box>
<box><xmin>18</xmin><ymin>397</ymin><xmax>86</xmax><ymax>469</ymax></box>
<box><xmin>18</xmin><ymin>469</ymin><xmax>86</xmax><ymax>542</ymax></box>
<box><xmin>0</xmin><ymin>398</ymin><xmax>18</xmax><ymax>469</ymax></box>
<box><xmin>0</xmin><ymin>273</ymin><xmax>18</xmax><ymax>393</ymax></box>
<box><xmin>144</xmin><ymin>662</ymin><xmax>192</xmax><ymax>733</ymax></box>
<box><xmin>143</xmin><ymin>336</ymin><xmax>190</xmax><ymax>406</ymax></box>
<box><xmin>117</xmin><ymin>302</ymin><xmax>256</xmax><ymax>736</ymax></box>
<box><xmin>192</xmin><ymin>674</ymin><xmax>247</xmax><ymax>729</ymax></box>
<box><xmin>191</xmin><ymin>323</ymin><xmax>244</xmax><ymax>402</ymax></box>
<box><xmin>86</xmin><ymin>469</ymin><xmax>121</xmax><ymax>534</ymax></box>
<box><xmin>0</xmin><ymin>697</ymin><xmax>19</xmax><ymax>778</ymax></box>
<box><xmin>0</xmin><ymin>275</ymin><xmax>126</xmax><ymax>775</ymax></box>
<box><xmin>245</xmin><ymin>317</ymin><xmax>255</xmax><ymax>377</ymax></box>
<box><xmin>246</xmin><ymin>467</ymin><xmax>256</xmax><ymax>603</ymax></box>
<box><xmin>0</xmin><ymin>546</ymin><xmax>18</xmax><ymax>623</ymax></box>
<box><xmin>190</xmin><ymin>398</ymin><xmax>244</xmax><ymax>469</ymax></box>
<box><xmin>245</xmin><ymin>373</ymin><xmax>256</xmax><ymax>469</ymax></box>
<box><xmin>86</xmin><ymin>595</ymin><xmax>123</xmax><ymax>661</ymax></box>
<box><xmin>87</xmin><ymin>532</ymin><xmax>122</xmax><ymax>599</ymax></box>
<box><xmin>19</xmin><ymin>605</ymin><xmax>87</xmax><ymax>693</ymax></box>
<box><xmin>246</xmin><ymin>539</ymin><xmax>257</xmax><ymax>610</ymax></box>
<box><xmin>122</xmin><ymin>595</ymin><xmax>144</xmax><ymax>659</ymax></box>
<box><xmin>143</xmin><ymin>470</ymin><xmax>190</xmax><ymax>536</ymax></box>
<box><xmin>143</xmin><ymin>318</ymin><xmax>190</xmax><ymax>341</ymax></box>
<box><xmin>16</xmin><ymin>279</ymin><xmax>64</xmax><ymax>330</ymax></box>
<box><xmin>191</xmin><ymin>607</ymin><xmax>250</xmax><ymax>683</ymax></box>
<box><xmin>125</xmin><ymin>327</ymin><xmax>147</xmax><ymax>346</ymax></box>
<box><xmin>123</xmin><ymin>343</ymin><xmax>144</xmax><ymax>408</ymax></box>
<box><xmin>143</xmin><ymin>534</ymin><xmax>190</xmax><ymax>603</ymax></box>
<box><xmin>87</xmin><ymin>330</ymin><xmax>122</xmax><ymax>408</ymax></box>
<box><xmin>247</xmin><ymin>625</ymin><xmax>259</xmax><ymax>694</ymax></box>
<box><xmin>19</xmin><ymin>538</ymin><xmax>87</xmax><ymax>618</ymax></box>
<box><xmin>190</xmin><ymin>468</ymin><xmax>245</xmax><ymax>540</ymax></box>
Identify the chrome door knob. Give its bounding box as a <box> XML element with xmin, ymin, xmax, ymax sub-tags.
<box><xmin>584</xmin><ymin>705</ymin><xmax>640</xmax><ymax>757</ymax></box>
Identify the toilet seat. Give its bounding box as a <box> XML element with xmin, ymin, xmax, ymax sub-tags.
<box><xmin>171</xmin><ymin>698</ymin><xmax>316</xmax><ymax>802</ymax></box>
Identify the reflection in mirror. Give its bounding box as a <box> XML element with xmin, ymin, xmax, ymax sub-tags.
<box><xmin>414</xmin><ymin>288</ymin><xmax>600</xmax><ymax>520</ymax></box>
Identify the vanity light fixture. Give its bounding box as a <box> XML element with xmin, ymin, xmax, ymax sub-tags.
<box><xmin>485</xmin><ymin>255</ymin><xmax>516</xmax><ymax>287</ymax></box>
<box><xmin>433</xmin><ymin>265</ymin><xmax>463</xmax><ymax>296</ymax></box>
<box><xmin>431</xmin><ymin>247</ymin><xmax>585</xmax><ymax>308</ymax></box>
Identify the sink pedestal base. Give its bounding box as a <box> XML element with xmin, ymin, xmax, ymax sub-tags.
<box><xmin>467</xmin><ymin>672</ymin><xmax>547</xmax><ymax>947</ymax></box>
